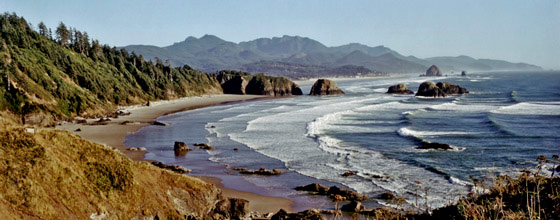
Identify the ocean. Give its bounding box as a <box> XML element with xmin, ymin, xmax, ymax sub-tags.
<box><xmin>124</xmin><ymin>71</ymin><xmax>560</xmax><ymax>210</ymax></box>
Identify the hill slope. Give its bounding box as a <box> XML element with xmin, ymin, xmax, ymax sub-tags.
<box><xmin>0</xmin><ymin>13</ymin><xmax>222</xmax><ymax>124</ymax></box>
<box><xmin>0</xmin><ymin>114</ymin><xmax>224</xmax><ymax>219</ymax></box>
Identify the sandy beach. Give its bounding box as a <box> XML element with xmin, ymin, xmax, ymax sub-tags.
<box><xmin>56</xmin><ymin>94</ymin><xmax>295</xmax><ymax>213</ymax></box>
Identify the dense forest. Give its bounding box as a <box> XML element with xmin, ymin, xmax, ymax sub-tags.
<box><xmin>0</xmin><ymin>13</ymin><xmax>222</xmax><ymax>124</ymax></box>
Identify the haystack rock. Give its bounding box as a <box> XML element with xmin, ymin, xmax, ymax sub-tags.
<box><xmin>309</xmin><ymin>79</ymin><xmax>345</xmax><ymax>95</ymax></box>
<box><xmin>425</xmin><ymin>65</ymin><xmax>442</xmax><ymax>76</ymax></box>
<box><xmin>387</xmin><ymin>83</ymin><xmax>414</xmax><ymax>94</ymax></box>
<box><xmin>415</xmin><ymin>81</ymin><xmax>446</xmax><ymax>97</ymax></box>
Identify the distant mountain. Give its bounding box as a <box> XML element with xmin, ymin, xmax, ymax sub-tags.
<box><xmin>123</xmin><ymin>35</ymin><xmax>543</xmax><ymax>78</ymax></box>
<box><xmin>426</xmin><ymin>55</ymin><xmax>541</xmax><ymax>72</ymax></box>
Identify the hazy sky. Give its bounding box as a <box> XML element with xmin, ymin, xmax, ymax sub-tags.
<box><xmin>2</xmin><ymin>0</ymin><xmax>559</xmax><ymax>69</ymax></box>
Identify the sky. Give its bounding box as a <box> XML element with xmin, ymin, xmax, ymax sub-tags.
<box><xmin>2</xmin><ymin>0</ymin><xmax>559</xmax><ymax>69</ymax></box>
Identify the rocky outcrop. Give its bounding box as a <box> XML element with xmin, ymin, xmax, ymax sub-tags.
<box><xmin>271</xmin><ymin>209</ymin><xmax>325</xmax><ymax>220</ymax></box>
<box><xmin>436</xmin><ymin>82</ymin><xmax>469</xmax><ymax>95</ymax></box>
<box><xmin>174</xmin><ymin>141</ymin><xmax>191</xmax><ymax>156</ymax></box>
<box><xmin>416</xmin><ymin>81</ymin><xmax>469</xmax><ymax>97</ymax></box>
<box><xmin>416</xmin><ymin>81</ymin><xmax>446</xmax><ymax>97</ymax></box>
<box><xmin>424</xmin><ymin>65</ymin><xmax>442</xmax><ymax>76</ymax></box>
<box><xmin>342</xmin><ymin>171</ymin><xmax>356</xmax><ymax>177</ymax></box>
<box><xmin>309</xmin><ymin>79</ymin><xmax>345</xmax><ymax>95</ymax></box>
<box><xmin>341</xmin><ymin>201</ymin><xmax>365</xmax><ymax>212</ymax></box>
<box><xmin>208</xmin><ymin>198</ymin><xmax>250</xmax><ymax>220</ymax></box>
<box><xmin>417</xmin><ymin>141</ymin><xmax>453</xmax><ymax>150</ymax></box>
<box><xmin>295</xmin><ymin>183</ymin><xmax>367</xmax><ymax>201</ymax></box>
<box><xmin>233</xmin><ymin>168</ymin><xmax>282</xmax><ymax>175</ymax></box>
<box><xmin>295</xmin><ymin>183</ymin><xmax>330</xmax><ymax>194</ymax></box>
<box><xmin>217</xmin><ymin>71</ymin><xmax>303</xmax><ymax>96</ymax></box>
<box><xmin>379</xmin><ymin>192</ymin><xmax>396</xmax><ymax>200</ymax></box>
<box><xmin>151</xmin><ymin>161</ymin><xmax>191</xmax><ymax>174</ymax></box>
<box><xmin>387</xmin><ymin>84</ymin><xmax>414</xmax><ymax>94</ymax></box>
<box><xmin>194</xmin><ymin>143</ymin><xmax>214</xmax><ymax>150</ymax></box>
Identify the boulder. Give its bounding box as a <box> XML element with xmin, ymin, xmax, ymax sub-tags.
<box><xmin>417</xmin><ymin>141</ymin><xmax>453</xmax><ymax>150</ymax></box>
<box><xmin>461</xmin><ymin>70</ymin><xmax>467</xmax><ymax>76</ymax></box>
<box><xmin>234</xmin><ymin>168</ymin><xmax>282</xmax><ymax>175</ymax></box>
<box><xmin>327</xmin><ymin>186</ymin><xmax>367</xmax><ymax>201</ymax></box>
<box><xmin>173</xmin><ymin>141</ymin><xmax>191</xmax><ymax>153</ymax></box>
<box><xmin>436</xmin><ymin>82</ymin><xmax>469</xmax><ymax>95</ymax></box>
<box><xmin>387</xmin><ymin>84</ymin><xmax>413</xmax><ymax>94</ymax></box>
<box><xmin>415</xmin><ymin>81</ymin><xmax>447</xmax><ymax>98</ymax></box>
<box><xmin>425</xmin><ymin>65</ymin><xmax>442</xmax><ymax>76</ymax></box>
<box><xmin>341</xmin><ymin>201</ymin><xmax>365</xmax><ymax>212</ymax></box>
<box><xmin>152</xmin><ymin>121</ymin><xmax>169</xmax><ymax>126</ymax></box>
<box><xmin>295</xmin><ymin>183</ymin><xmax>330</xmax><ymax>194</ymax></box>
<box><xmin>342</xmin><ymin>171</ymin><xmax>355</xmax><ymax>177</ymax></box>
<box><xmin>194</xmin><ymin>143</ymin><xmax>214</xmax><ymax>150</ymax></box>
<box><xmin>151</xmin><ymin>161</ymin><xmax>191</xmax><ymax>174</ymax></box>
<box><xmin>379</xmin><ymin>192</ymin><xmax>396</xmax><ymax>200</ymax></box>
<box><xmin>211</xmin><ymin>198</ymin><xmax>250</xmax><ymax>220</ymax></box>
<box><xmin>271</xmin><ymin>209</ymin><xmax>325</xmax><ymax>220</ymax></box>
<box><xmin>309</xmin><ymin>79</ymin><xmax>345</xmax><ymax>96</ymax></box>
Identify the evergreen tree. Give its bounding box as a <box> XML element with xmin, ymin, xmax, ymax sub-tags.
<box><xmin>55</xmin><ymin>22</ymin><xmax>70</xmax><ymax>46</ymax></box>
<box><xmin>38</xmin><ymin>21</ymin><xmax>48</xmax><ymax>37</ymax></box>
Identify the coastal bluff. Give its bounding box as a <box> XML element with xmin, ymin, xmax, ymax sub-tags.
<box><xmin>309</xmin><ymin>79</ymin><xmax>345</xmax><ymax>95</ymax></box>
<box><xmin>217</xmin><ymin>71</ymin><xmax>303</xmax><ymax>96</ymax></box>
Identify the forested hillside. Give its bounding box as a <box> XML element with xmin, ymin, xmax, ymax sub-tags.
<box><xmin>0</xmin><ymin>13</ymin><xmax>222</xmax><ymax>124</ymax></box>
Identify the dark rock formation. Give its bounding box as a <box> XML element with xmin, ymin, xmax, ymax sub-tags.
<box><xmin>295</xmin><ymin>183</ymin><xmax>330</xmax><ymax>194</ymax></box>
<box><xmin>424</xmin><ymin>65</ymin><xmax>442</xmax><ymax>76</ymax></box>
<box><xmin>379</xmin><ymin>192</ymin><xmax>396</xmax><ymax>200</ymax></box>
<box><xmin>436</xmin><ymin>82</ymin><xmax>469</xmax><ymax>95</ymax></box>
<box><xmin>151</xmin><ymin>161</ymin><xmax>191</xmax><ymax>174</ymax></box>
<box><xmin>271</xmin><ymin>209</ymin><xmax>325</xmax><ymax>220</ymax></box>
<box><xmin>221</xmin><ymin>75</ymin><xmax>249</xmax><ymax>94</ymax></box>
<box><xmin>341</xmin><ymin>201</ymin><xmax>365</xmax><ymax>212</ymax></box>
<box><xmin>295</xmin><ymin>183</ymin><xmax>367</xmax><ymax>201</ymax></box>
<box><xmin>387</xmin><ymin>83</ymin><xmax>414</xmax><ymax>94</ymax></box>
<box><xmin>416</xmin><ymin>81</ymin><xmax>446</xmax><ymax>97</ymax></box>
<box><xmin>173</xmin><ymin>142</ymin><xmax>191</xmax><ymax>156</ymax></box>
<box><xmin>151</xmin><ymin>121</ymin><xmax>169</xmax><ymax>126</ymax></box>
<box><xmin>309</xmin><ymin>79</ymin><xmax>345</xmax><ymax>95</ymax></box>
<box><xmin>209</xmin><ymin>198</ymin><xmax>250</xmax><ymax>220</ymax></box>
<box><xmin>461</xmin><ymin>70</ymin><xmax>467</xmax><ymax>76</ymax></box>
<box><xmin>194</xmin><ymin>143</ymin><xmax>214</xmax><ymax>150</ymax></box>
<box><xmin>233</xmin><ymin>168</ymin><xmax>282</xmax><ymax>175</ymax></box>
<box><xmin>342</xmin><ymin>171</ymin><xmax>356</xmax><ymax>177</ymax></box>
<box><xmin>218</xmin><ymin>71</ymin><xmax>303</xmax><ymax>96</ymax></box>
<box><xmin>417</xmin><ymin>141</ymin><xmax>453</xmax><ymax>150</ymax></box>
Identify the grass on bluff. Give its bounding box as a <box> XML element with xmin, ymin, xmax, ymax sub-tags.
<box><xmin>0</xmin><ymin>113</ymin><xmax>219</xmax><ymax>219</ymax></box>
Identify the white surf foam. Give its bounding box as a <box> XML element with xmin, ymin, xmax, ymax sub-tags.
<box><xmin>491</xmin><ymin>102</ymin><xmax>560</xmax><ymax>115</ymax></box>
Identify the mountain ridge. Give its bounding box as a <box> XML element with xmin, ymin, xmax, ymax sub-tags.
<box><xmin>123</xmin><ymin>34</ymin><xmax>542</xmax><ymax>77</ymax></box>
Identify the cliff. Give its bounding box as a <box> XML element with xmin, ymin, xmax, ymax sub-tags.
<box><xmin>217</xmin><ymin>71</ymin><xmax>303</xmax><ymax>96</ymax></box>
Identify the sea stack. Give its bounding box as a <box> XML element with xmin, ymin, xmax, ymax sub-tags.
<box><xmin>415</xmin><ymin>81</ymin><xmax>469</xmax><ymax>97</ymax></box>
<box><xmin>387</xmin><ymin>83</ymin><xmax>414</xmax><ymax>94</ymax></box>
<box><xmin>309</xmin><ymin>79</ymin><xmax>345</xmax><ymax>95</ymax></box>
<box><xmin>425</xmin><ymin>65</ymin><xmax>442</xmax><ymax>77</ymax></box>
<box><xmin>461</xmin><ymin>70</ymin><xmax>467</xmax><ymax>76</ymax></box>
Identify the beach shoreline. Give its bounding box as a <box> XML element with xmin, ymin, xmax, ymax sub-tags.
<box><xmin>56</xmin><ymin>94</ymin><xmax>295</xmax><ymax>213</ymax></box>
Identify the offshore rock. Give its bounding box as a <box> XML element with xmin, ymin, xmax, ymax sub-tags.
<box><xmin>309</xmin><ymin>79</ymin><xmax>345</xmax><ymax>95</ymax></box>
<box><xmin>415</xmin><ymin>81</ymin><xmax>446</xmax><ymax>97</ymax></box>
<box><xmin>424</xmin><ymin>65</ymin><xmax>442</xmax><ymax>76</ymax></box>
<box><xmin>436</xmin><ymin>82</ymin><xmax>469</xmax><ymax>95</ymax></box>
<box><xmin>387</xmin><ymin>83</ymin><xmax>414</xmax><ymax>94</ymax></box>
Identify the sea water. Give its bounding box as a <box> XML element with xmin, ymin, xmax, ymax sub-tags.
<box><xmin>125</xmin><ymin>71</ymin><xmax>560</xmax><ymax>210</ymax></box>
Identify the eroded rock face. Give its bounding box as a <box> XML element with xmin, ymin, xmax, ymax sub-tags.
<box><xmin>221</xmin><ymin>75</ymin><xmax>249</xmax><ymax>94</ymax></box>
<box><xmin>218</xmin><ymin>71</ymin><xmax>303</xmax><ymax>96</ymax></box>
<box><xmin>387</xmin><ymin>84</ymin><xmax>414</xmax><ymax>94</ymax></box>
<box><xmin>271</xmin><ymin>209</ymin><xmax>325</xmax><ymax>220</ymax></box>
<box><xmin>309</xmin><ymin>79</ymin><xmax>345</xmax><ymax>95</ymax></box>
<box><xmin>436</xmin><ymin>82</ymin><xmax>469</xmax><ymax>95</ymax></box>
<box><xmin>416</xmin><ymin>81</ymin><xmax>446</xmax><ymax>97</ymax></box>
<box><xmin>425</xmin><ymin>65</ymin><xmax>442</xmax><ymax>76</ymax></box>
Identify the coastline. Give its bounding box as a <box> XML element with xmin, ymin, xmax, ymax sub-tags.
<box><xmin>56</xmin><ymin>94</ymin><xmax>295</xmax><ymax>213</ymax></box>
